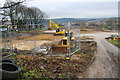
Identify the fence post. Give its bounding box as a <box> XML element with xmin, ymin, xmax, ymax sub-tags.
<box><xmin>34</xmin><ymin>40</ymin><xmax>36</xmax><ymax>55</ymax></box>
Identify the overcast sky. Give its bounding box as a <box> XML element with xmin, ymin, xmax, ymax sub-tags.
<box><xmin>0</xmin><ymin>0</ymin><xmax>119</xmax><ymax>19</ymax></box>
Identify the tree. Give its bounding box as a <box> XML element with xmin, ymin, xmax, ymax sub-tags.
<box><xmin>1</xmin><ymin>0</ymin><xmax>48</xmax><ymax>31</ymax></box>
<box><xmin>23</xmin><ymin>7</ymin><xmax>47</xmax><ymax>30</ymax></box>
<box><xmin>1</xmin><ymin>1</ymin><xmax>17</xmax><ymax>29</ymax></box>
<box><xmin>0</xmin><ymin>0</ymin><xmax>24</xmax><ymax>9</ymax></box>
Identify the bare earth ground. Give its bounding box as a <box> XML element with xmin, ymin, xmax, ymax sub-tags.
<box><xmin>1</xmin><ymin>29</ymin><xmax>119</xmax><ymax>78</ymax></box>
<box><xmin>78</xmin><ymin>30</ymin><xmax>118</xmax><ymax>78</ymax></box>
<box><xmin>12</xmin><ymin>41</ymin><xmax>96</xmax><ymax>78</ymax></box>
<box><xmin>1</xmin><ymin>33</ymin><xmax>64</xmax><ymax>50</ymax></box>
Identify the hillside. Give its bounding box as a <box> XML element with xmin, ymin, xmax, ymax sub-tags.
<box><xmin>43</xmin><ymin>17</ymin><xmax>116</xmax><ymax>25</ymax></box>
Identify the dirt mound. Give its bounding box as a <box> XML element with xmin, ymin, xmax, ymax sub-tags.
<box><xmin>15</xmin><ymin>53</ymin><xmax>94</xmax><ymax>78</ymax></box>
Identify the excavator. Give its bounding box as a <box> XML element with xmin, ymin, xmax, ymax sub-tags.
<box><xmin>111</xmin><ymin>35</ymin><xmax>120</xmax><ymax>40</ymax></box>
<box><xmin>48</xmin><ymin>20</ymin><xmax>65</xmax><ymax>35</ymax></box>
<box><xmin>52</xmin><ymin>31</ymin><xmax>76</xmax><ymax>55</ymax></box>
<box><xmin>48</xmin><ymin>20</ymin><xmax>76</xmax><ymax>59</ymax></box>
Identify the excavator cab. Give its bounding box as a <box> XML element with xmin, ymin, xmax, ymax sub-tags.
<box><xmin>62</xmin><ymin>37</ymin><xmax>75</xmax><ymax>48</ymax></box>
<box><xmin>55</xmin><ymin>28</ymin><xmax>65</xmax><ymax>35</ymax></box>
<box><xmin>56</xmin><ymin>28</ymin><xmax>60</xmax><ymax>32</ymax></box>
<box><xmin>62</xmin><ymin>37</ymin><xmax>68</xmax><ymax>46</ymax></box>
<box><xmin>65</xmin><ymin>32</ymin><xmax>73</xmax><ymax>39</ymax></box>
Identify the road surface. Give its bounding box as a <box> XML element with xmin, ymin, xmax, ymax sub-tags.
<box><xmin>79</xmin><ymin>31</ymin><xmax>119</xmax><ymax>78</ymax></box>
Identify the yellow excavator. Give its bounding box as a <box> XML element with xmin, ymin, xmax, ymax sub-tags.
<box><xmin>48</xmin><ymin>20</ymin><xmax>65</xmax><ymax>35</ymax></box>
<box><xmin>111</xmin><ymin>35</ymin><xmax>120</xmax><ymax>41</ymax></box>
<box><xmin>52</xmin><ymin>31</ymin><xmax>75</xmax><ymax>53</ymax></box>
<box><xmin>48</xmin><ymin>20</ymin><xmax>76</xmax><ymax>60</ymax></box>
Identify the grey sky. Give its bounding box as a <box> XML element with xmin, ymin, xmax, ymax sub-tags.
<box><xmin>26</xmin><ymin>1</ymin><xmax>118</xmax><ymax>19</ymax></box>
<box><xmin>0</xmin><ymin>0</ymin><xmax>119</xmax><ymax>19</ymax></box>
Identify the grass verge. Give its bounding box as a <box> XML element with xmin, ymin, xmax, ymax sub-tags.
<box><xmin>108</xmin><ymin>40</ymin><xmax>120</xmax><ymax>48</ymax></box>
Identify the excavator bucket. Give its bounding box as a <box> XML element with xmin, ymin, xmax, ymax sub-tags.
<box><xmin>52</xmin><ymin>45</ymin><xmax>68</xmax><ymax>53</ymax></box>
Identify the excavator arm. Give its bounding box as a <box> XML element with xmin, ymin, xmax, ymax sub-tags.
<box><xmin>49</xmin><ymin>20</ymin><xmax>59</xmax><ymax>29</ymax></box>
<box><xmin>48</xmin><ymin>20</ymin><xmax>65</xmax><ymax>35</ymax></box>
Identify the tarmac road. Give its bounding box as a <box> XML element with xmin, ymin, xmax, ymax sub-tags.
<box><xmin>75</xmin><ymin>30</ymin><xmax>119</xmax><ymax>78</ymax></box>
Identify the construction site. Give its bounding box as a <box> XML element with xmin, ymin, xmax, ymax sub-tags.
<box><xmin>0</xmin><ymin>0</ymin><xmax>119</xmax><ymax>79</ymax></box>
<box><xmin>0</xmin><ymin>20</ymin><xmax>97</xmax><ymax>78</ymax></box>
<box><xmin>1</xmin><ymin>19</ymin><xmax>119</xmax><ymax>78</ymax></box>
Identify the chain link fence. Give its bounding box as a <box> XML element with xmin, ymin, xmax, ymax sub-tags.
<box><xmin>1</xmin><ymin>24</ymin><xmax>81</xmax><ymax>57</ymax></box>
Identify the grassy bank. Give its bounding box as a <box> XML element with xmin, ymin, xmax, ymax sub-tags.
<box><xmin>108</xmin><ymin>40</ymin><xmax>120</xmax><ymax>48</ymax></box>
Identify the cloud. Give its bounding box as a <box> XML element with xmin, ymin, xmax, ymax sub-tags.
<box><xmin>0</xmin><ymin>0</ymin><xmax>117</xmax><ymax>18</ymax></box>
<box><xmin>29</xmin><ymin>0</ymin><xmax>119</xmax><ymax>2</ymax></box>
<box><xmin>26</xmin><ymin>2</ymin><xmax>117</xmax><ymax>18</ymax></box>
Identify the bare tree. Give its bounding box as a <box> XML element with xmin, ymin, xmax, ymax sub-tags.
<box><xmin>1</xmin><ymin>0</ymin><xmax>48</xmax><ymax>31</ymax></box>
<box><xmin>0</xmin><ymin>0</ymin><xmax>24</xmax><ymax>9</ymax></box>
<box><xmin>1</xmin><ymin>1</ymin><xmax>15</xmax><ymax>28</ymax></box>
<box><xmin>30</xmin><ymin>7</ymin><xmax>47</xmax><ymax>29</ymax></box>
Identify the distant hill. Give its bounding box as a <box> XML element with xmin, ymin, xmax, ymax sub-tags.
<box><xmin>50</xmin><ymin>18</ymin><xmax>90</xmax><ymax>23</ymax></box>
<box><xmin>43</xmin><ymin>17</ymin><xmax>117</xmax><ymax>25</ymax></box>
<box><xmin>48</xmin><ymin>18</ymin><xmax>113</xmax><ymax>23</ymax></box>
<box><xmin>43</xmin><ymin>18</ymin><xmax>92</xmax><ymax>25</ymax></box>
